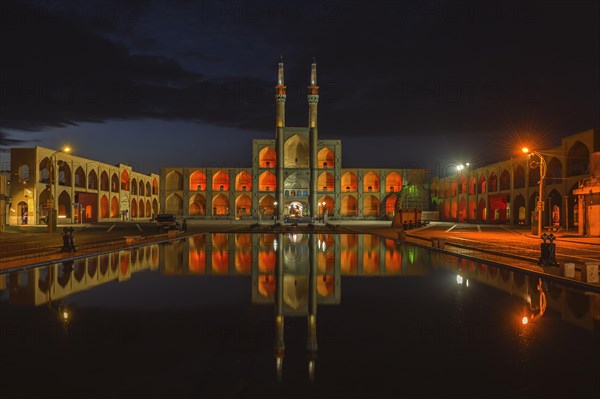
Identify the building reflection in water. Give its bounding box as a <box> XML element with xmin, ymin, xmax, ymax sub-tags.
<box><xmin>1</xmin><ymin>233</ymin><xmax>599</xmax><ymax>381</ymax></box>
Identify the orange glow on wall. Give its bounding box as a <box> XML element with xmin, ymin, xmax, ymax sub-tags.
<box><xmin>317</xmin><ymin>172</ymin><xmax>334</xmax><ymax>191</ymax></box>
<box><xmin>110</xmin><ymin>196</ymin><xmax>119</xmax><ymax>218</ymax></box>
<box><xmin>235</xmin><ymin>194</ymin><xmax>252</xmax><ymax>217</ymax></box>
<box><xmin>317</xmin><ymin>147</ymin><xmax>334</xmax><ymax>168</ymax></box>
<box><xmin>259</xmin><ymin>171</ymin><xmax>276</xmax><ymax>191</ymax></box>
<box><xmin>259</xmin><ymin>195</ymin><xmax>275</xmax><ymax>215</ymax></box>
<box><xmin>190</xmin><ymin>171</ymin><xmax>207</xmax><ymax>190</ymax></box>
<box><xmin>212</xmin><ymin>194</ymin><xmax>229</xmax><ymax>215</ymax></box>
<box><xmin>235</xmin><ymin>171</ymin><xmax>252</xmax><ymax>191</ymax></box>
<box><xmin>259</xmin><ymin>147</ymin><xmax>276</xmax><ymax>168</ymax></box>
<box><xmin>363</xmin><ymin>171</ymin><xmax>380</xmax><ymax>192</ymax></box>
<box><xmin>341</xmin><ymin>171</ymin><xmax>357</xmax><ymax>192</ymax></box>
<box><xmin>385</xmin><ymin>196</ymin><xmax>397</xmax><ymax>216</ymax></box>
<box><xmin>190</xmin><ymin>193</ymin><xmax>206</xmax><ymax>216</ymax></box>
<box><xmin>385</xmin><ymin>172</ymin><xmax>402</xmax><ymax>192</ymax></box>
<box><xmin>120</xmin><ymin>170</ymin><xmax>130</xmax><ymax>191</ymax></box>
<box><xmin>212</xmin><ymin>170</ymin><xmax>230</xmax><ymax>191</ymax></box>
<box><xmin>341</xmin><ymin>195</ymin><xmax>358</xmax><ymax>217</ymax></box>
<box><xmin>363</xmin><ymin>195</ymin><xmax>380</xmax><ymax>217</ymax></box>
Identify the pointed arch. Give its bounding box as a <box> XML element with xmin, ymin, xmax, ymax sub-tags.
<box><xmin>110</xmin><ymin>196</ymin><xmax>119</xmax><ymax>218</ymax></box>
<box><xmin>547</xmin><ymin>157</ymin><xmax>563</xmax><ymax>185</ymax></box>
<box><xmin>259</xmin><ymin>146</ymin><xmax>276</xmax><ymax>168</ymax></box>
<box><xmin>152</xmin><ymin>178</ymin><xmax>158</xmax><ymax>195</ymax></box>
<box><xmin>234</xmin><ymin>171</ymin><xmax>252</xmax><ymax>192</ymax></box>
<box><xmin>317</xmin><ymin>171</ymin><xmax>334</xmax><ymax>192</ymax></box>
<box><xmin>111</xmin><ymin>173</ymin><xmax>119</xmax><ymax>192</ymax></box>
<box><xmin>139</xmin><ymin>199</ymin><xmax>145</xmax><ymax>218</ymax></box>
<box><xmin>166</xmin><ymin>193</ymin><xmax>183</xmax><ymax>215</ymax></box>
<box><xmin>190</xmin><ymin>170</ymin><xmax>206</xmax><ymax>190</ymax></box>
<box><xmin>58</xmin><ymin>162</ymin><xmax>71</xmax><ymax>186</ymax></box>
<box><xmin>212</xmin><ymin>170</ymin><xmax>230</xmax><ymax>191</ymax></box>
<box><xmin>236</xmin><ymin>194</ymin><xmax>252</xmax><ymax>217</ymax></box>
<box><xmin>385</xmin><ymin>195</ymin><xmax>397</xmax><ymax>217</ymax></box>
<box><xmin>189</xmin><ymin>193</ymin><xmax>206</xmax><ymax>216</ymax></box>
<box><xmin>131</xmin><ymin>178</ymin><xmax>138</xmax><ymax>195</ymax></box>
<box><xmin>478</xmin><ymin>175</ymin><xmax>486</xmax><ymax>194</ymax></box>
<box><xmin>317</xmin><ymin>147</ymin><xmax>334</xmax><ymax>168</ymax></box>
<box><xmin>146</xmin><ymin>200</ymin><xmax>151</xmax><ymax>217</ymax></box>
<box><xmin>363</xmin><ymin>195</ymin><xmax>380</xmax><ymax>217</ymax></box>
<box><xmin>341</xmin><ymin>195</ymin><xmax>358</xmax><ymax>217</ymax></box>
<box><xmin>212</xmin><ymin>193</ymin><xmax>229</xmax><ymax>215</ymax></box>
<box><xmin>139</xmin><ymin>180</ymin><xmax>145</xmax><ymax>196</ymax></box>
<box><xmin>284</xmin><ymin>134</ymin><xmax>309</xmax><ymax>168</ymax></box>
<box><xmin>513</xmin><ymin>193</ymin><xmax>526</xmax><ymax>224</ymax></box>
<box><xmin>363</xmin><ymin>172</ymin><xmax>380</xmax><ymax>192</ymax></box>
<box><xmin>567</xmin><ymin>140</ymin><xmax>590</xmax><ymax>176</ymax></box>
<box><xmin>341</xmin><ymin>171</ymin><xmax>357</xmax><ymax>192</ymax></box>
<box><xmin>131</xmin><ymin>199</ymin><xmax>138</xmax><ymax>218</ymax></box>
<box><xmin>259</xmin><ymin>195</ymin><xmax>276</xmax><ymax>216</ymax></box>
<box><xmin>385</xmin><ymin>172</ymin><xmax>402</xmax><ymax>193</ymax></box>
<box><xmin>317</xmin><ymin>195</ymin><xmax>334</xmax><ymax>217</ymax></box>
<box><xmin>100</xmin><ymin>195</ymin><xmax>109</xmax><ymax>218</ymax></box>
<box><xmin>499</xmin><ymin>169</ymin><xmax>510</xmax><ymax>191</ymax></box>
<box><xmin>488</xmin><ymin>172</ymin><xmax>497</xmax><ymax>192</ymax></box>
<box><xmin>477</xmin><ymin>197</ymin><xmax>486</xmax><ymax>221</ymax></box>
<box><xmin>39</xmin><ymin>158</ymin><xmax>50</xmax><ymax>183</ymax></box>
<box><xmin>166</xmin><ymin>170</ymin><xmax>183</xmax><ymax>191</ymax></box>
<box><xmin>100</xmin><ymin>171</ymin><xmax>109</xmax><ymax>191</ymax></box>
<box><xmin>74</xmin><ymin>166</ymin><xmax>86</xmax><ymax>188</ymax></box>
<box><xmin>152</xmin><ymin>199</ymin><xmax>159</xmax><ymax>217</ymax></box>
<box><xmin>120</xmin><ymin>170</ymin><xmax>130</xmax><ymax>191</ymax></box>
<box><xmin>145</xmin><ymin>182</ymin><xmax>151</xmax><ymax>196</ymax></box>
<box><xmin>514</xmin><ymin>165</ymin><xmax>525</xmax><ymax>189</ymax></box>
<box><xmin>259</xmin><ymin>171</ymin><xmax>276</xmax><ymax>191</ymax></box>
<box><xmin>58</xmin><ymin>191</ymin><xmax>71</xmax><ymax>218</ymax></box>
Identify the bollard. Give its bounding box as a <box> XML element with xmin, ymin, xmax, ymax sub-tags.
<box><xmin>562</xmin><ymin>263</ymin><xmax>576</xmax><ymax>278</ymax></box>
<box><xmin>582</xmin><ymin>262</ymin><xmax>599</xmax><ymax>283</ymax></box>
<box><xmin>431</xmin><ymin>238</ymin><xmax>438</xmax><ymax>248</ymax></box>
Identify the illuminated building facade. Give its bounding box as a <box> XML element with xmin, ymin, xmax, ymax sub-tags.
<box><xmin>433</xmin><ymin>129</ymin><xmax>599</xmax><ymax>231</ymax></box>
<box><xmin>8</xmin><ymin>146</ymin><xmax>160</xmax><ymax>225</ymax></box>
<box><xmin>161</xmin><ymin>59</ymin><xmax>429</xmax><ymax>220</ymax></box>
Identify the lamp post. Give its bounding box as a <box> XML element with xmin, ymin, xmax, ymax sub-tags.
<box><xmin>522</xmin><ymin>148</ymin><xmax>546</xmax><ymax>236</ymax></box>
<box><xmin>273</xmin><ymin>201</ymin><xmax>278</xmax><ymax>223</ymax></box>
<box><xmin>46</xmin><ymin>146</ymin><xmax>71</xmax><ymax>233</ymax></box>
<box><xmin>321</xmin><ymin>201</ymin><xmax>327</xmax><ymax>223</ymax></box>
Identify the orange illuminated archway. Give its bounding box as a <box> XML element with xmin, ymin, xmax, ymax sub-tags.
<box><xmin>190</xmin><ymin>171</ymin><xmax>206</xmax><ymax>191</ymax></box>
<box><xmin>259</xmin><ymin>171</ymin><xmax>276</xmax><ymax>191</ymax></box>
<box><xmin>341</xmin><ymin>171</ymin><xmax>357</xmax><ymax>192</ymax></box>
<box><xmin>235</xmin><ymin>171</ymin><xmax>252</xmax><ymax>191</ymax></box>
<box><xmin>212</xmin><ymin>193</ymin><xmax>229</xmax><ymax>216</ymax></box>
<box><xmin>363</xmin><ymin>172</ymin><xmax>380</xmax><ymax>192</ymax></box>
<box><xmin>317</xmin><ymin>147</ymin><xmax>334</xmax><ymax>168</ymax></box>
<box><xmin>341</xmin><ymin>195</ymin><xmax>358</xmax><ymax>217</ymax></box>
<box><xmin>385</xmin><ymin>172</ymin><xmax>402</xmax><ymax>192</ymax></box>
<box><xmin>317</xmin><ymin>172</ymin><xmax>334</xmax><ymax>192</ymax></box>
<box><xmin>212</xmin><ymin>170</ymin><xmax>230</xmax><ymax>191</ymax></box>
<box><xmin>236</xmin><ymin>194</ymin><xmax>252</xmax><ymax>217</ymax></box>
<box><xmin>363</xmin><ymin>195</ymin><xmax>380</xmax><ymax>217</ymax></box>
<box><xmin>189</xmin><ymin>193</ymin><xmax>206</xmax><ymax>216</ymax></box>
<box><xmin>259</xmin><ymin>146</ymin><xmax>276</xmax><ymax>168</ymax></box>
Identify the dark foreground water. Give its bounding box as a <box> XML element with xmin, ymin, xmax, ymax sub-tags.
<box><xmin>0</xmin><ymin>233</ymin><xmax>598</xmax><ymax>399</ymax></box>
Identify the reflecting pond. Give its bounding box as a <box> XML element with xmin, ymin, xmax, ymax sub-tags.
<box><xmin>1</xmin><ymin>233</ymin><xmax>598</xmax><ymax>398</ymax></box>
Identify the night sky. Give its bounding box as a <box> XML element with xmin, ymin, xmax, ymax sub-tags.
<box><xmin>1</xmin><ymin>1</ymin><xmax>598</xmax><ymax>174</ymax></box>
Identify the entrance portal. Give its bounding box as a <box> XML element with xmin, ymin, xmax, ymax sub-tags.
<box><xmin>288</xmin><ymin>201</ymin><xmax>304</xmax><ymax>218</ymax></box>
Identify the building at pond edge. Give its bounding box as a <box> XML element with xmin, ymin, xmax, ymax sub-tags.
<box><xmin>161</xmin><ymin>59</ymin><xmax>430</xmax><ymax>220</ymax></box>
<box><xmin>8</xmin><ymin>146</ymin><xmax>160</xmax><ymax>225</ymax></box>
<box><xmin>432</xmin><ymin>128</ymin><xmax>599</xmax><ymax>235</ymax></box>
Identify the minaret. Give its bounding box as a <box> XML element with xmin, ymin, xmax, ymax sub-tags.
<box><xmin>275</xmin><ymin>57</ymin><xmax>286</xmax><ymax>219</ymax></box>
<box><xmin>308</xmin><ymin>58</ymin><xmax>319</xmax><ymax>216</ymax></box>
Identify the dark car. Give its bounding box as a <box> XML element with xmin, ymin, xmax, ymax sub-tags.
<box><xmin>155</xmin><ymin>214</ymin><xmax>179</xmax><ymax>231</ymax></box>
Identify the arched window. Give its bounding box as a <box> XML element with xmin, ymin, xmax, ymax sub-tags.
<box><xmin>259</xmin><ymin>171</ymin><xmax>276</xmax><ymax>191</ymax></box>
<box><xmin>110</xmin><ymin>196</ymin><xmax>119</xmax><ymax>218</ymax></box>
<box><xmin>121</xmin><ymin>170</ymin><xmax>130</xmax><ymax>191</ymax></box>
<box><xmin>190</xmin><ymin>171</ymin><xmax>207</xmax><ymax>191</ymax></box>
<box><xmin>567</xmin><ymin>141</ymin><xmax>589</xmax><ymax>176</ymax></box>
<box><xmin>74</xmin><ymin>167</ymin><xmax>85</xmax><ymax>188</ymax></box>
<box><xmin>488</xmin><ymin>172</ymin><xmax>497</xmax><ymax>192</ymax></box>
<box><xmin>131</xmin><ymin>178</ymin><xmax>137</xmax><ymax>195</ymax></box>
<box><xmin>284</xmin><ymin>134</ymin><xmax>309</xmax><ymax>168</ymax></box>
<box><xmin>317</xmin><ymin>147</ymin><xmax>334</xmax><ymax>168</ymax></box>
<box><xmin>111</xmin><ymin>173</ymin><xmax>119</xmax><ymax>192</ymax></box>
<box><xmin>212</xmin><ymin>170</ymin><xmax>230</xmax><ymax>191</ymax></box>
<box><xmin>152</xmin><ymin>178</ymin><xmax>158</xmax><ymax>195</ymax></box>
<box><xmin>499</xmin><ymin>170</ymin><xmax>510</xmax><ymax>191</ymax></box>
<box><xmin>514</xmin><ymin>165</ymin><xmax>525</xmax><ymax>189</ymax></box>
<box><xmin>235</xmin><ymin>171</ymin><xmax>252</xmax><ymax>191</ymax></box>
<box><xmin>166</xmin><ymin>171</ymin><xmax>183</xmax><ymax>191</ymax></box>
<box><xmin>317</xmin><ymin>172</ymin><xmax>334</xmax><ymax>192</ymax></box>
<box><xmin>58</xmin><ymin>162</ymin><xmax>71</xmax><ymax>186</ymax></box>
<box><xmin>139</xmin><ymin>180</ymin><xmax>145</xmax><ymax>196</ymax></box>
<box><xmin>18</xmin><ymin>164</ymin><xmax>29</xmax><ymax>181</ymax></box>
<box><xmin>385</xmin><ymin>172</ymin><xmax>402</xmax><ymax>193</ymax></box>
<box><xmin>100</xmin><ymin>171</ymin><xmax>109</xmax><ymax>191</ymax></box>
<box><xmin>88</xmin><ymin>170</ymin><xmax>98</xmax><ymax>190</ymax></box>
<box><xmin>39</xmin><ymin>159</ymin><xmax>50</xmax><ymax>183</ymax></box>
<box><xmin>363</xmin><ymin>172</ymin><xmax>380</xmax><ymax>192</ymax></box>
<box><xmin>341</xmin><ymin>172</ymin><xmax>357</xmax><ymax>192</ymax></box>
<box><xmin>259</xmin><ymin>147</ymin><xmax>276</xmax><ymax>168</ymax></box>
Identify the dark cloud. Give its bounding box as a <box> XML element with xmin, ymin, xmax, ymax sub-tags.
<box><xmin>1</xmin><ymin>0</ymin><xmax>598</xmax><ymax>166</ymax></box>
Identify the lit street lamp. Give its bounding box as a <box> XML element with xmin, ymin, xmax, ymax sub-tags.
<box><xmin>274</xmin><ymin>201</ymin><xmax>278</xmax><ymax>223</ymax></box>
<box><xmin>522</xmin><ymin>147</ymin><xmax>546</xmax><ymax>236</ymax></box>
<box><xmin>46</xmin><ymin>146</ymin><xmax>71</xmax><ymax>233</ymax></box>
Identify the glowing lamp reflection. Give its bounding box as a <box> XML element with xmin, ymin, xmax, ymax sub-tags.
<box><xmin>521</xmin><ymin>316</ymin><xmax>529</xmax><ymax>325</ymax></box>
<box><xmin>456</xmin><ymin>275</ymin><xmax>463</xmax><ymax>285</ymax></box>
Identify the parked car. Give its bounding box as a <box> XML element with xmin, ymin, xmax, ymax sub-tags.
<box><xmin>155</xmin><ymin>214</ymin><xmax>179</xmax><ymax>231</ymax></box>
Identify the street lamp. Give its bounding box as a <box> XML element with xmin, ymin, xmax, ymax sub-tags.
<box><xmin>46</xmin><ymin>146</ymin><xmax>71</xmax><ymax>233</ymax></box>
<box><xmin>321</xmin><ymin>201</ymin><xmax>327</xmax><ymax>223</ymax></box>
<box><xmin>273</xmin><ymin>201</ymin><xmax>278</xmax><ymax>223</ymax></box>
<box><xmin>522</xmin><ymin>147</ymin><xmax>546</xmax><ymax>236</ymax></box>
